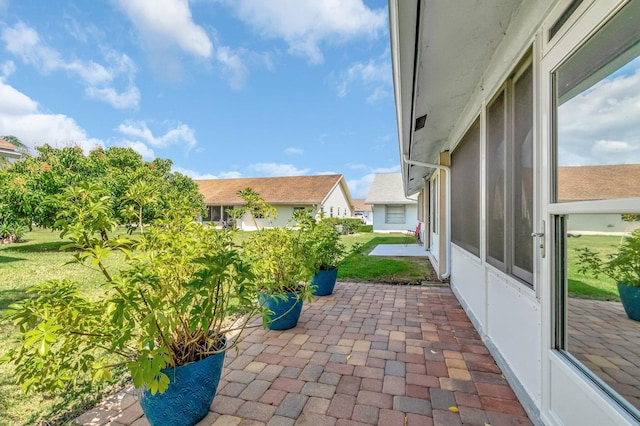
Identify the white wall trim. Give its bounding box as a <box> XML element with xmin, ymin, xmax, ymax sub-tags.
<box><xmin>451</xmin><ymin>283</ymin><xmax>544</xmax><ymax>426</ymax></box>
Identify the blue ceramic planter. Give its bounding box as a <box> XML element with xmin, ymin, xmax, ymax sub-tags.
<box><xmin>139</xmin><ymin>348</ymin><xmax>226</xmax><ymax>426</ymax></box>
<box><xmin>617</xmin><ymin>282</ymin><xmax>640</xmax><ymax>322</ymax></box>
<box><xmin>312</xmin><ymin>268</ymin><xmax>338</xmax><ymax>296</ymax></box>
<box><xmin>259</xmin><ymin>292</ymin><xmax>303</xmax><ymax>330</ymax></box>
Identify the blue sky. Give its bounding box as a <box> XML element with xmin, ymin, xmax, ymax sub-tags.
<box><xmin>0</xmin><ymin>0</ymin><xmax>399</xmax><ymax>198</ymax></box>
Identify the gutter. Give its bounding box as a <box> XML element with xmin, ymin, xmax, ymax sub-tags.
<box><xmin>402</xmin><ymin>155</ymin><xmax>451</xmax><ymax>280</ymax></box>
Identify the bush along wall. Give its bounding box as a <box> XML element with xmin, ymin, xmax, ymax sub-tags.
<box><xmin>357</xmin><ymin>225</ymin><xmax>373</xmax><ymax>233</ymax></box>
<box><xmin>322</xmin><ymin>218</ymin><xmax>363</xmax><ymax>235</ymax></box>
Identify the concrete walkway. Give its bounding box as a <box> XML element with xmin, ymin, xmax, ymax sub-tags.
<box><xmin>369</xmin><ymin>243</ymin><xmax>428</xmax><ymax>257</ymax></box>
<box><xmin>75</xmin><ymin>282</ymin><xmax>532</xmax><ymax>426</ymax></box>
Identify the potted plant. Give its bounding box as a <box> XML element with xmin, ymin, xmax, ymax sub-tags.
<box><xmin>576</xmin><ymin>228</ymin><xmax>640</xmax><ymax>321</ymax></box>
<box><xmin>234</xmin><ymin>188</ymin><xmax>314</xmax><ymax>330</ymax></box>
<box><xmin>242</xmin><ymin>227</ymin><xmax>315</xmax><ymax>330</ymax></box>
<box><xmin>2</xmin><ymin>183</ymin><xmax>264</xmax><ymax>426</ymax></box>
<box><xmin>297</xmin><ymin>211</ymin><xmax>348</xmax><ymax>296</ymax></box>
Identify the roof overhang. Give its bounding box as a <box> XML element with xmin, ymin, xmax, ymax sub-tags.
<box><xmin>0</xmin><ymin>149</ymin><xmax>21</xmax><ymax>159</ymax></box>
<box><xmin>389</xmin><ymin>0</ymin><xmax>524</xmax><ymax>196</ymax></box>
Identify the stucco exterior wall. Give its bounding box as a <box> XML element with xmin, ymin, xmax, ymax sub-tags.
<box><xmin>371</xmin><ymin>204</ymin><xmax>418</xmax><ymax>232</ymax></box>
<box><xmin>237</xmin><ymin>205</ymin><xmax>321</xmax><ymax>230</ymax></box>
<box><xmin>567</xmin><ymin>214</ymin><xmax>640</xmax><ymax>235</ymax></box>
<box><xmin>322</xmin><ymin>184</ymin><xmax>353</xmax><ymax>218</ymax></box>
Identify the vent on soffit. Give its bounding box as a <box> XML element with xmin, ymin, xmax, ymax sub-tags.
<box><xmin>414</xmin><ymin>114</ymin><xmax>427</xmax><ymax>131</ymax></box>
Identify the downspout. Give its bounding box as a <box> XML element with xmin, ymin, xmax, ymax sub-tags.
<box><xmin>403</xmin><ymin>155</ymin><xmax>451</xmax><ymax>280</ymax></box>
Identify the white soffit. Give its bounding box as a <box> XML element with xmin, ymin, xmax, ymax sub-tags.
<box><xmin>394</xmin><ymin>0</ymin><xmax>524</xmax><ymax>195</ymax></box>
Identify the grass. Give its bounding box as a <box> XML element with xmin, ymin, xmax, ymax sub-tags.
<box><xmin>567</xmin><ymin>234</ymin><xmax>622</xmax><ymax>301</ymax></box>
<box><xmin>339</xmin><ymin>234</ymin><xmax>438</xmax><ymax>283</ymax></box>
<box><xmin>0</xmin><ymin>228</ymin><xmax>434</xmax><ymax>425</ymax></box>
<box><xmin>0</xmin><ymin>228</ymin><xmax>131</xmax><ymax>426</ymax></box>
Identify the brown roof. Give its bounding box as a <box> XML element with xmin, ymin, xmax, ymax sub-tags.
<box><xmin>0</xmin><ymin>138</ymin><xmax>17</xmax><ymax>151</ymax></box>
<box><xmin>558</xmin><ymin>164</ymin><xmax>640</xmax><ymax>202</ymax></box>
<box><xmin>352</xmin><ymin>198</ymin><xmax>372</xmax><ymax>212</ymax></box>
<box><xmin>196</xmin><ymin>174</ymin><xmax>349</xmax><ymax>206</ymax></box>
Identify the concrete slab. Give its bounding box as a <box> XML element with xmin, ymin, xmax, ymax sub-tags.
<box><xmin>368</xmin><ymin>244</ymin><xmax>428</xmax><ymax>257</ymax></box>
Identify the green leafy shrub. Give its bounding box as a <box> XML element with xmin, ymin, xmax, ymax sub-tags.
<box><xmin>2</xmin><ymin>183</ymin><xmax>264</xmax><ymax>395</ymax></box>
<box><xmin>298</xmin><ymin>211</ymin><xmax>348</xmax><ymax>272</ymax></box>
<box><xmin>576</xmin><ymin>228</ymin><xmax>640</xmax><ymax>287</ymax></box>
<box><xmin>322</xmin><ymin>218</ymin><xmax>362</xmax><ymax>235</ymax></box>
<box><xmin>358</xmin><ymin>225</ymin><xmax>373</xmax><ymax>233</ymax></box>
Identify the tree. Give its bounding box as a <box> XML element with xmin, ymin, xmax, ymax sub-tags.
<box><xmin>234</xmin><ymin>187</ymin><xmax>277</xmax><ymax>229</ymax></box>
<box><xmin>0</xmin><ymin>145</ymin><xmax>204</xmax><ymax>236</ymax></box>
<box><xmin>121</xmin><ymin>180</ymin><xmax>159</xmax><ymax>234</ymax></box>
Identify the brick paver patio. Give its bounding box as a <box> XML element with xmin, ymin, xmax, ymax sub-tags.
<box><xmin>75</xmin><ymin>282</ymin><xmax>533</xmax><ymax>426</ymax></box>
<box><xmin>567</xmin><ymin>297</ymin><xmax>640</xmax><ymax>410</ymax></box>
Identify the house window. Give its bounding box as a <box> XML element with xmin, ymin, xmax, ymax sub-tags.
<box><xmin>486</xmin><ymin>52</ymin><xmax>533</xmax><ymax>286</ymax></box>
<box><xmin>385</xmin><ymin>205</ymin><xmax>405</xmax><ymax>224</ymax></box>
<box><xmin>207</xmin><ymin>205</ymin><xmax>221</xmax><ymax>222</ymax></box>
<box><xmin>553</xmin><ymin>0</ymin><xmax>640</xmax><ymax>418</ymax></box>
<box><xmin>330</xmin><ymin>207</ymin><xmax>334</xmax><ymax>217</ymax></box>
<box><xmin>451</xmin><ymin>117</ymin><xmax>480</xmax><ymax>256</ymax></box>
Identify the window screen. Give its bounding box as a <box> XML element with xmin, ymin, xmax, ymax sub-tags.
<box><xmin>451</xmin><ymin>118</ymin><xmax>481</xmax><ymax>256</ymax></box>
<box><xmin>385</xmin><ymin>205</ymin><xmax>405</xmax><ymax>224</ymax></box>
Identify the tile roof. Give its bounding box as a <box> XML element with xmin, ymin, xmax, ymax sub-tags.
<box><xmin>196</xmin><ymin>174</ymin><xmax>349</xmax><ymax>205</ymax></box>
<box><xmin>0</xmin><ymin>138</ymin><xmax>17</xmax><ymax>151</ymax></box>
<box><xmin>557</xmin><ymin>164</ymin><xmax>640</xmax><ymax>202</ymax></box>
<box><xmin>0</xmin><ymin>138</ymin><xmax>21</xmax><ymax>159</ymax></box>
<box><xmin>365</xmin><ymin>173</ymin><xmax>417</xmax><ymax>204</ymax></box>
<box><xmin>352</xmin><ymin>198</ymin><xmax>372</xmax><ymax>212</ymax></box>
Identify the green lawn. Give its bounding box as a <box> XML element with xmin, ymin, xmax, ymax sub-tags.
<box><xmin>0</xmin><ymin>229</ymin><xmax>434</xmax><ymax>425</ymax></box>
<box><xmin>0</xmin><ymin>228</ymin><xmax>131</xmax><ymax>426</ymax></box>
<box><xmin>567</xmin><ymin>234</ymin><xmax>621</xmax><ymax>301</ymax></box>
<box><xmin>339</xmin><ymin>234</ymin><xmax>438</xmax><ymax>283</ymax></box>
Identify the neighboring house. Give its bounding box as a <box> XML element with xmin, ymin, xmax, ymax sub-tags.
<box><xmin>351</xmin><ymin>198</ymin><xmax>372</xmax><ymax>224</ymax></box>
<box><xmin>390</xmin><ymin>1</ymin><xmax>640</xmax><ymax>424</ymax></box>
<box><xmin>365</xmin><ymin>173</ymin><xmax>417</xmax><ymax>233</ymax></box>
<box><xmin>0</xmin><ymin>138</ymin><xmax>20</xmax><ymax>159</ymax></box>
<box><xmin>195</xmin><ymin>174</ymin><xmax>354</xmax><ymax>230</ymax></box>
<box><xmin>559</xmin><ymin>165</ymin><xmax>640</xmax><ymax>234</ymax></box>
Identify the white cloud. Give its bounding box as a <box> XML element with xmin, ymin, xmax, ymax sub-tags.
<box><xmin>0</xmin><ymin>80</ymin><xmax>39</xmax><ymax>115</ymax></box>
<box><xmin>118</xmin><ymin>140</ymin><xmax>155</xmax><ymax>160</ymax></box>
<box><xmin>0</xmin><ymin>80</ymin><xmax>104</xmax><ymax>154</ymax></box>
<box><xmin>115</xmin><ymin>121</ymin><xmax>197</xmax><ymax>161</ymax></box>
<box><xmin>592</xmin><ymin>140</ymin><xmax>639</xmax><ymax>154</ymax></box>
<box><xmin>346</xmin><ymin>163</ymin><xmax>368</xmax><ymax>170</ymax></box>
<box><xmin>249</xmin><ymin>162</ymin><xmax>310</xmax><ymax>176</ymax></box>
<box><xmin>116</xmin><ymin>120</ymin><xmax>197</xmax><ymax>150</ymax></box>
<box><xmin>173</xmin><ymin>167</ymin><xmax>217</xmax><ymax>180</ymax></box>
<box><xmin>335</xmin><ymin>52</ymin><xmax>391</xmax><ymax>102</ymax></box>
<box><xmin>1</xmin><ymin>60</ymin><xmax>15</xmax><ymax>78</ymax></box>
<box><xmin>85</xmin><ymin>86</ymin><xmax>141</xmax><ymax>109</ymax></box>
<box><xmin>1</xmin><ymin>22</ymin><xmax>139</xmax><ymax>109</ymax></box>
<box><xmin>226</xmin><ymin>0</ymin><xmax>386</xmax><ymax>64</ymax></box>
<box><xmin>366</xmin><ymin>87</ymin><xmax>388</xmax><ymax>104</ymax></box>
<box><xmin>172</xmin><ymin>167</ymin><xmax>243</xmax><ymax>180</ymax></box>
<box><xmin>558</xmin><ymin>57</ymin><xmax>640</xmax><ymax>166</ymax></box>
<box><xmin>114</xmin><ymin>0</ymin><xmax>212</xmax><ymax>59</ymax></box>
<box><xmin>216</xmin><ymin>45</ymin><xmax>249</xmax><ymax>90</ymax></box>
<box><xmin>218</xmin><ymin>171</ymin><xmax>243</xmax><ymax>179</ymax></box>
<box><xmin>284</xmin><ymin>147</ymin><xmax>303</xmax><ymax>155</ymax></box>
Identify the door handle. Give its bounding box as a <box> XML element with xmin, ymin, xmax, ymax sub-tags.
<box><xmin>532</xmin><ymin>221</ymin><xmax>545</xmax><ymax>258</ymax></box>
